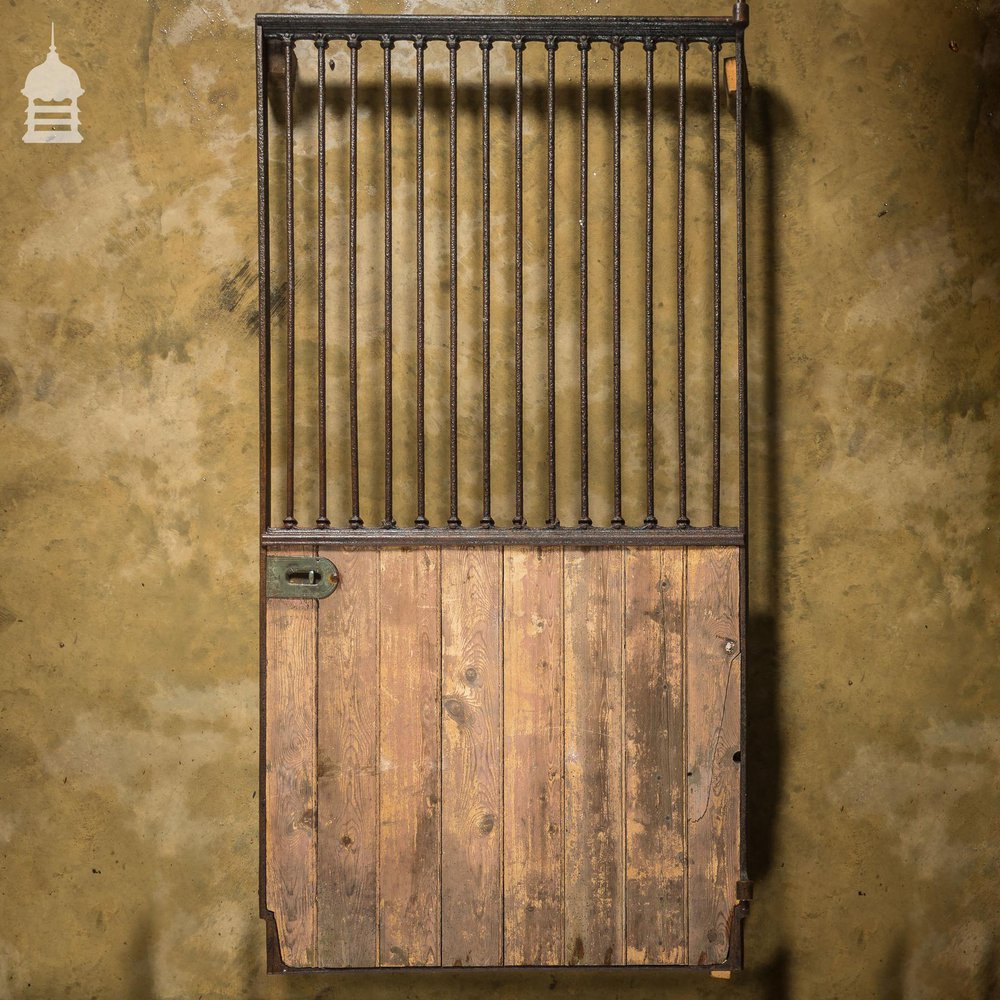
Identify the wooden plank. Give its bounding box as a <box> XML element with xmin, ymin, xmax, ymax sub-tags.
<box><xmin>503</xmin><ymin>546</ymin><xmax>564</xmax><ymax>966</ymax></box>
<box><xmin>264</xmin><ymin>546</ymin><xmax>317</xmax><ymax>969</ymax></box>
<box><xmin>440</xmin><ymin>546</ymin><xmax>503</xmax><ymax>966</ymax></box>
<box><xmin>686</xmin><ymin>546</ymin><xmax>742</xmax><ymax>965</ymax></box>
<box><xmin>378</xmin><ymin>548</ymin><xmax>442</xmax><ymax>966</ymax></box>
<box><xmin>316</xmin><ymin>548</ymin><xmax>379</xmax><ymax>968</ymax></box>
<box><xmin>624</xmin><ymin>547</ymin><xmax>687</xmax><ymax>965</ymax></box>
<box><xmin>563</xmin><ymin>547</ymin><xmax>625</xmax><ymax>966</ymax></box>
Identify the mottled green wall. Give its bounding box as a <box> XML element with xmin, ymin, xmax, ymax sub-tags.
<box><xmin>1</xmin><ymin>1</ymin><xmax>998</xmax><ymax>998</ymax></box>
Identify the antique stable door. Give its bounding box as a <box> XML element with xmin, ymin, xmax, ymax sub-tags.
<box><xmin>256</xmin><ymin>6</ymin><xmax>752</xmax><ymax>976</ymax></box>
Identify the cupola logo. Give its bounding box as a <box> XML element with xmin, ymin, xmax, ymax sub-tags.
<box><xmin>22</xmin><ymin>24</ymin><xmax>84</xmax><ymax>144</ymax></box>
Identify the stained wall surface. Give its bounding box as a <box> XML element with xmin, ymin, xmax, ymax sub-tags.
<box><xmin>0</xmin><ymin>1</ymin><xmax>998</xmax><ymax>999</ymax></box>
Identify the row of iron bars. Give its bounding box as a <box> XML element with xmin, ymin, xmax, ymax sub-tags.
<box><xmin>256</xmin><ymin>7</ymin><xmax>749</xmax><ymax>538</ymax></box>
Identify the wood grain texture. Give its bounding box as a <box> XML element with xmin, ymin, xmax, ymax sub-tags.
<box><xmin>503</xmin><ymin>546</ymin><xmax>564</xmax><ymax>966</ymax></box>
<box><xmin>440</xmin><ymin>547</ymin><xmax>503</xmax><ymax>966</ymax></box>
<box><xmin>686</xmin><ymin>546</ymin><xmax>741</xmax><ymax>965</ymax></box>
<box><xmin>563</xmin><ymin>548</ymin><xmax>625</xmax><ymax>966</ymax></box>
<box><xmin>265</xmin><ymin>546</ymin><xmax>317</xmax><ymax>969</ymax></box>
<box><xmin>378</xmin><ymin>548</ymin><xmax>442</xmax><ymax>966</ymax></box>
<box><xmin>316</xmin><ymin>548</ymin><xmax>379</xmax><ymax>968</ymax></box>
<box><xmin>265</xmin><ymin>541</ymin><xmax>743</xmax><ymax>971</ymax></box>
<box><xmin>624</xmin><ymin>547</ymin><xmax>687</xmax><ymax>965</ymax></box>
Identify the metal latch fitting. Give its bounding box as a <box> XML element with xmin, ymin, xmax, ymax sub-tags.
<box><xmin>266</xmin><ymin>555</ymin><xmax>340</xmax><ymax>599</ymax></box>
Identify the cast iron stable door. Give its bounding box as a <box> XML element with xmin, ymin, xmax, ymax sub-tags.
<box><xmin>256</xmin><ymin>6</ymin><xmax>752</xmax><ymax>975</ymax></box>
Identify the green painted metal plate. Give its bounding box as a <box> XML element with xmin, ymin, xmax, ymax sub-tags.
<box><xmin>265</xmin><ymin>555</ymin><xmax>340</xmax><ymax>599</ymax></box>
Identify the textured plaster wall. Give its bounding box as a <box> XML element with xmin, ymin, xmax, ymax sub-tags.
<box><xmin>1</xmin><ymin>1</ymin><xmax>998</xmax><ymax>998</ymax></box>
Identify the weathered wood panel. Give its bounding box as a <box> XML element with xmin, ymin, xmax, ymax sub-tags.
<box><xmin>686</xmin><ymin>547</ymin><xmax>741</xmax><ymax>966</ymax></box>
<box><xmin>378</xmin><ymin>548</ymin><xmax>442</xmax><ymax>966</ymax></box>
<box><xmin>503</xmin><ymin>547</ymin><xmax>564</xmax><ymax>966</ymax></box>
<box><xmin>623</xmin><ymin>547</ymin><xmax>687</xmax><ymax>965</ymax></box>
<box><xmin>266</xmin><ymin>542</ymin><xmax>743</xmax><ymax>970</ymax></box>
<box><xmin>316</xmin><ymin>549</ymin><xmax>379</xmax><ymax>968</ymax></box>
<box><xmin>265</xmin><ymin>546</ymin><xmax>317</xmax><ymax>969</ymax></box>
<box><xmin>563</xmin><ymin>548</ymin><xmax>625</xmax><ymax>966</ymax></box>
<box><xmin>440</xmin><ymin>547</ymin><xmax>503</xmax><ymax>966</ymax></box>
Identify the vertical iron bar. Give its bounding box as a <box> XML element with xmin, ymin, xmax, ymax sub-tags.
<box><xmin>546</xmin><ymin>37</ymin><xmax>559</xmax><ymax>527</ymax></box>
<box><xmin>256</xmin><ymin>26</ymin><xmax>271</xmax><ymax>534</ymax></box>
<box><xmin>611</xmin><ymin>37</ymin><xmax>624</xmax><ymax>528</ymax></box>
<box><xmin>448</xmin><ymin>36</ymin><xmax>462</xmax><ymax>528</ymax></box>
<box><xmin>712</xmin><ymin>40</ymin><xmax>723</xmax><ymax>527</ymax></box>
<box><xmin>481</xmin><ymin>38</ymin><xmax>494</xmax><ymax>527</ymax></box>
<box><xmin>513</xmin><ymin>37</ymin><xmax>525</xmax><ymax>528</ymax></box>
<box><xmin>676</xmin><ymin>39</ymin><xmax>690</xmax><ymax>528</ymax></box>
<box><xmin>348</xmin><ymin>36</ymin><xmax>363</xmax><ymax>528</ymax></box>
<box><xmin>736</xmin><ymin>33</ymin><xmax>748</xmax><ymax>537</ymax></box>
<box><xmin>255</xmin><ymin>23</ymin><xmax>270</xmax><ymax>933</ymax></box>
<box><xmin>382</xmin><ymin>37</ymin><xmax>395</xmax><ymax>528</ymax></box>
<box><xmin>414</xmin><ymin>37</ymin><xmax>428</xmax><ymax>527</ymax></box>
<box><xmin>578</xmin><ymin>39</ymin><xmax>591</xmax><ymax>528</ymax></box>
<box><xmin>735</xmin><ymin>3</ymin><xmax>750</xmax><ymax>892</ymax></box>
<box><xmin>644</xmin><ymin>38</ymin><xmax>657</xmax><ymax>527</ymax></box>
<box><xmin>283</xmin><ymin>37</ymin><xmax>297</xmax><ymax>529</ymax></box>
<box><xmin>316</xmin><ymin>37</ymin><xmax>330</xmax><ymax>528</ymax></box>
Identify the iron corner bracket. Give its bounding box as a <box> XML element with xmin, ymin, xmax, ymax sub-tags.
<box><xmin>263</xmin><ymin>909</ymin><xmax>292</xmax><ymax>974</ymax></box>
<box><xmin>725</xmin><ymin>898</ymin><xmax>752</xmax><ymax>974</ymax></box>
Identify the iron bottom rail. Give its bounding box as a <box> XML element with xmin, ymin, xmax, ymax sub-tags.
<box><xmin>261</xmin><ymin>525</ymin><xmax>744</xmax><ymax>548</ymax></box>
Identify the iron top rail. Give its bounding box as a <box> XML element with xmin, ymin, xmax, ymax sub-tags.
<box><xmin>256</xmin><ymin>7</ymin><xmax>749</xmax><ymax>44</ymax></box>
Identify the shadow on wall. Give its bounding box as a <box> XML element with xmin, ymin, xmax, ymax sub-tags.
<box><xmin>746</xmin><ymin>84</ymin><xmax>787</xmax><ymax>885</ymax></box>
<box><xmin>128</xmin><ymin>913</ymin><xmax>156</xmax><ymax>999</ymax></box>
<box><xmin>744</xmin><ymin>83</ymin><xmax>794</xmax><ymax>999</ymax></box>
